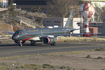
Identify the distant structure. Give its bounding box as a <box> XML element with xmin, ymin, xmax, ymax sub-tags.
<box><xmin>0</xmin><ymin>0</ymin><xmax>8</xmax><ymax>8</ymax></box>
<box><xmin>12</xmin><ymin>0</ymin><xmax>47</xmax><ymax>11</ymax></box>
<box><xmin>82</xmin><ymin>0</ymin><xmax>105</xmax><ymax>6</ymax></box>
<box><xmin>82</xmin><ymin>0</ymin><xmax>105</xmax><ymax>7</ymax></box>
<box><xmin>82</xmin><ymin>0</ymin><xmax>105</xmax><ymax>22</ymax></box>
<box><xmin>43</xmin><ymin>18</ymin><xmax>80</xmax><ymax>34</ymax></box>
<box><xmin>79</xmin><ymin>3</ymin><xmax>95</xmax><ymax>37</ymax></box>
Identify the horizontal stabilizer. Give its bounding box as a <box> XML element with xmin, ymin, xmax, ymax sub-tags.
<box><xmin>2</xmin><ymin>31</ymin><xmax>14</xmax><ymax>34</ymax></box>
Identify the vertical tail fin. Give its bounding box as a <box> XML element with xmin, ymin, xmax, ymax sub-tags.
<box><xmin>65</xmin><ymin>9</ymin><xmax>74</xmax><ymax>27</ymax></box>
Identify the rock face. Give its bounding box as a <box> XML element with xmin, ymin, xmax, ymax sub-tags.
<box><xmin>0</xmin><ymin>23</ymin><xmax>13</xmax><ymax>33</ymax></box>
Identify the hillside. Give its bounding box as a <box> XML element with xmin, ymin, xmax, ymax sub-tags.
<box><xmin>0</xmin><ymin>10</ymin><xmax>47</xmax><ymax>34</ymax></box>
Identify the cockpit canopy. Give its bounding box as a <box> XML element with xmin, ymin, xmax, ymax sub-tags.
<box><xmin>14</xmin><ymin>30</ymin><xmax>25</xmax><ymax>36</ymax></box>
<box><xmin>15</xmin><ymin>31</ymin><xmax>23</xmax><ymax>35</ymax></box>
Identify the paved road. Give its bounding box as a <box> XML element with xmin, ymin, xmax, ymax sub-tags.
<box><xmin>0</xmin><ymin>41</ymin><xmax>105</xmax><ymax>57</ymax></box>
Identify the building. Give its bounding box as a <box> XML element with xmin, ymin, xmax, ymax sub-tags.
<box><xmin>14</xmin><ymin>0</ymin><xmax>47</xmax><ymax>5</ymax></box>
<box><xmin>80</xmin><ymin>0</ymin><xmax>105</xmax><ymax>35</ymax></box>
<box><xmin>43</xmin><ymin>17</ymin><xmax>105</xmax><ymax>35</ymax></box>
<box><xmin>43</xmin><ymin>18</ymin><xmax>63</xmax><ymax>27</ymax></box>
<box><xmin>12</xmin><ymin>0</ymin><xmax>47</xmax><ymax>11</ymax></box>
<box><xmin>88</xmin><ymin>16</ymin><xmax>105</xmax><ymax>35</ymax></box>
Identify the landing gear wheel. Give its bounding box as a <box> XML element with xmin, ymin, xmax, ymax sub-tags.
<box><xmin>53</xmin><ymin>42</ymin><xmax>56</xmax><ymax>46</ymax></box>
<box><xmin>51</xmin><ymin>42</ymin><xmax>56</xmax><ymax>46</ymax></box>
<box><xmin>22</xmin><ymin>41</ymin><xmax>25</xmax><ymax>44</ymax></box>
<box><xmin>30</xmin><ymin>41</ymin><xmax>36</xmax><ymax>46</ymax></box>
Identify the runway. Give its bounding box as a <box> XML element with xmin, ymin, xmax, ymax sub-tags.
<box><xmin>0</xmin><ymin>41</ymin><xmax>105</xmax><ymax>57</ymax></box>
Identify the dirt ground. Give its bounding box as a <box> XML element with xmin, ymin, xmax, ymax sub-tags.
<box><xmin>0</xmin><ymin>51</ymin><xmax>105</xmax><ymax>70</ymax></box>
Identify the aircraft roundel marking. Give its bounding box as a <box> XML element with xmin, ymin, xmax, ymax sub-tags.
<box><xmin>27</xmin><ymin>34</ymin><xmax>30</xmax><ymax>36</ymax></box>
<box><xmin>70</xmin><ymin>15</ymin><xmax>73</xmax><ymax>19</ymax></box>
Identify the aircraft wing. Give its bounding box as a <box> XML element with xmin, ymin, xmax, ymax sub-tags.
<box><xmin>40</xmin><ymin>28</ymin><xmax>80</xmax><ymax>38</ymax></box>
<box><xmin>39</xmin><ymin>27</ymin><xmax>100</xmax><ymax>38</ymax></box>
<box><xmin>2</xmin><ymin>31</ymin><xmax>14</xmax><ymax>34</ymax></box>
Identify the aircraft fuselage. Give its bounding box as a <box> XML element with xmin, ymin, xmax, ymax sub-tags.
<box><xmin>12</xmin><ymin>27</ymin><xmax>72</xmax><ymax>42</ymax></box>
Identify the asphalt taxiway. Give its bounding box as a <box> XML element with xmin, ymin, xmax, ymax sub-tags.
<box><xmin>0</xmin><ymin>41</ymin><xmax>105</xmax><ymax>57</ymax></box>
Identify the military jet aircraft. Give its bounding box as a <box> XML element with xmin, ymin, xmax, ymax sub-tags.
<box><xmin>3</xmin><ymin>9</ymin><xmax>79</xmax><ymax>46</ymax></box>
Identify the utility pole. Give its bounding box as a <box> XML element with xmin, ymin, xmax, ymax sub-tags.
<box><xmin>80</xmin><ymin>12</ymin><xmax>83</xmax><ymax>37</ymax></box>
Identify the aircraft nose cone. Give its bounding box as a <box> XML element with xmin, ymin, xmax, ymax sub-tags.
<box><xmin>12</xmin><ymin>35</ymin><xmax>17</xmax><ymax>40</ymax></box>
<box><xmin>12</xmin><ymin>36</ymin><xmax>15</xmax><ymax>40</ymax></box>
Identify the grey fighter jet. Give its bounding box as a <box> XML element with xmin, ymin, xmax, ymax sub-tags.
<box><xmin>3</xmin><ymin>9</ymin><xmax>78</xmax><ymax>46</ymax></box>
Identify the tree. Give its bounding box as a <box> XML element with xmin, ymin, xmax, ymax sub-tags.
<box><xmin>9</xmin><ymin>0</ymin><xmax>16</xmax><ymax>24</ymax></box>
<box><xmin>0</xmin><ymin>2</ymin><xmax>8</xmax><ymax>8</ymax></box>
<box><xmin>0</xmin><ymin>2</ymin><xmax>3</xmax><ymax>8</ymax></box>
<box><xmin>93</xmin><ymin>5</ymin><xmax>105</xmax><ymax>22</ymax></box>
<box><xmin>31</xmin><ymin>7</ymin><xmax>41</xmax><ymax>13</ymax></box>
<box><xmin>47</xmin><ymin>0</ymin><xmax>82</xmax><ymax>18</ymax></box>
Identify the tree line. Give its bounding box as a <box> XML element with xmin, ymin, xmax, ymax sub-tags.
<box><xmin>0</xmin><ymin>0</ymin><xmax>105</xmax><ymax>22</ymax></box>
<box><xmin>46</xmin><ymin>0</ymin><xmax>83</xmax><ymax>18</ymax></box>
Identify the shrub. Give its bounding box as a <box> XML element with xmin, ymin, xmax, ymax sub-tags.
<box><xmin>86</xmin><ymin>55</ymin><xmax>92</xmax><ymax>58</ymax></box>
<box><xmin>94</xmin><ymin>47</ymin><xmax>105</xmax><ymax>51</ymax></box>
<box><xmin>97</xmin><ymin>57</ymin><xmax>103</xmax><ymax>59</ymax></box>
<box><xmin>31</xmin><ymin>7</ymin><xmax>41</xmax><ymax>12</ymax></box>
<box><xmin>101</xmin><ymin>69</ymin><xmax>105</xmax><ymax>70</ymax></box>
<box><xmin>60</xmin><ymin>65</ymin><xmax>66</xmax><ymax>69</ymax></box>
<box><xmin>42</xmin><ymin>64</ymin><xmax>54</xmax><ymax>68</ymax></box>
<box><xmin>20</xmin><ymin>64</ymin><xmax>41</xmax><ymax>69</ymax></box>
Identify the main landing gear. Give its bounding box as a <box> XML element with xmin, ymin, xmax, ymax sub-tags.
<box><xmin>30</xmin><ymin>41</ymin><xmax>36</xmax><ymax>46</ymax></box>
<box><xmin>51</xmin><ymin>42</ymin><xmax>56</xmax><ymax>46</ymax></box>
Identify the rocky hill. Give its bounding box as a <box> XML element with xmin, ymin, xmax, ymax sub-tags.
<box><xmin>0</xmin><ymin>10</ymin><xmax>47</xmax><ymax>34</ymax></box>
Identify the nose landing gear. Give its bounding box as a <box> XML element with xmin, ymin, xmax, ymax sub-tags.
<box><xmin>19</xmin><ymin>40</ymin><xmax>23</xmax><ymax>47</ymax></box>
<box><xmin>19</xmin><ymin>40</ymin><xmax>25</xmax><ymax>47</ymax></box>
